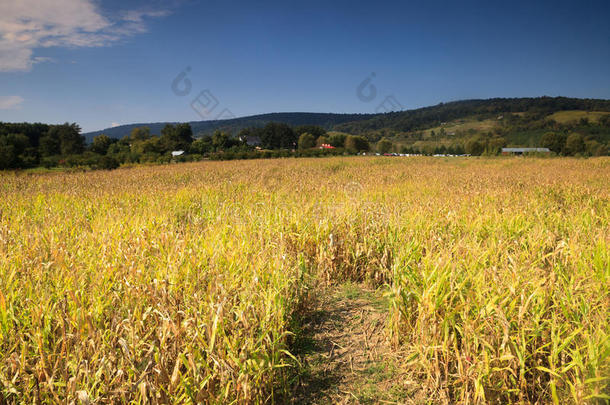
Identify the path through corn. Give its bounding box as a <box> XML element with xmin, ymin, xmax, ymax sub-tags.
<box><xmin>291</xmin><ymin>283</ymin><xmax>413</xmax><ymax>404</ymax></box>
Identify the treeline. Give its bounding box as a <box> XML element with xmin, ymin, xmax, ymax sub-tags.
<box><xmin>379</xmin><ymin>132</ymin><xmax>607</xmax><ymax>157</ymax></box>
<box><xmin>0</xmin><ymin>121</ymin><xmax>373</xmax><ymax>170</ymax></box>
<box><xmin>109</xmin><ymin>123</ymin><xmax>373</xmax><ymax>163</ymax></box>
<box><xmin>364</xmin><ymin>133</ymin><xmax>505</xmax><ymax>156</ymax></box>
<box><xmin>0</xmin><ymin>122</ymin><xmax>88</xmax><ymax>169</ymax></box>
<box><xmin>0</xmin><ymin>122</ymin><xmax>203</xmax><ymax>170</ymax></box>
<box><xmin>540</xmin><ymin>131</ymin><xmax>608</xmax><ymax>156</ymax></box>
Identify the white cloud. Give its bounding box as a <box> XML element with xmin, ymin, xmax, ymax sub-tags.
<box><xmin>111</xmin><ymin>122</ymin><xmax>120</xmax><ymax>128</ymax></box>
<box><xmin>33</xmin><ymin>56</ymin><xmax>55</xmax><ymax>64</ymax></box>
<box><xmin>0</xmin><ymin>0</ymin><xmax>171</xmax><ymax>72</ymax></box>
<box><xmin>0</xmin><ymin>96</ymin><xmax>24</xmax><ymax>110</ymax></box>
<box><xmin>123</xmin><ymin>9</ymin><xmax>171</xmax><ymax>25</ymax></box>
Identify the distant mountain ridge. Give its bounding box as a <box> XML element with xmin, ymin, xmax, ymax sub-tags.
<box><xmin>83</xmin><ymin>97</ymin><xmax>610</xmax><ymax>143</ymax></box>
<box><xmin>83</xmin><ymin>112</ymin><xmax>376</xmax><ymax>142</ymax></box>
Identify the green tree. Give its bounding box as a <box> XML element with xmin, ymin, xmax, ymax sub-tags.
<box><xmin>594</xmin><ymin>143</ymin><xmax>608</xmax><ymax>156</ymax></box>
<box><xmin>344</xmin><ymin>135</ymin><xmax>370</xmax><ymax>153</ymax></box>
<box><xmin>0</xmin><ymin>137</ymin><xmax>16</xmax><ymax>169</ymax></box>
<box><xmin>298</xmin><ymin>132</ymin><xmax>316</xmax><ymax>149</ymax></box>
<box><xmin>160</xmin><ymin>124</ymin><xmax>193</xmax><ymax>152</ymax></box>
<box><xmin>295</xmin><ymin>125</ymin><xmax>326</xmax><ymax>138</ymax></box>
<box><xmin>377</xmin><ymin>138</ymin><xmax>393</xmax><ymax>154</ymax></box>
<box><xmin>95</xmin><ymin>155</ymin><xmax>120</xmax><ymax>170</ymax></box>
<box><xmin>212</xmin><ymin>131</ymin><xmax>230</xmax><ymax>150</ymax></box>
<box><xmin>487</xmin><ymin>137</ymin><xmax>508</xmax><ymax>155</ymax></box>
<box><xmin>565</xmin><ymin>133</ymin><xmax>585</xmax><ymax>156</ymax></box>
<box><xmin>584</xmin><ymin>140</ymin><xmax>601</xmax><ymax>156</ymax></box>
<box><xmin>108</xmin><ymin>142</ymin><xmax>130</xmax><ymax>155</ymax></box>
<box><xmin>328</xmin><ymin>133</ymin><xmax>347</xmax><ymax>148</ymax></box>
<box><xmin>51</xmin><ymin>123</ymin><xmax>84</xmax><ymax>155</ymax></box>
<box><xmin>316</xmin><ymin>135</ymin><xmax>329</xmax><ymax>146</ymax></box>
<box><xmin>0</xmin><ymin>133</ymin><xmax>31</xmax><ymax>169</ymax></box>
<box><xmin>541</xmin><ymin>132</ymin><xmax>567</xmax><ymax>155</ymax></box>
<box><xmin>39</xmin><ymin>123</ymin><xmax>84</xmax><ymax>156</ymax></box>
<box><xmin>90</xmin><ymin>134</ymin><xmax>113</xmax><ymax>155</ymax></box>
<box><xmin>39</xmin><ymin>133</ymin><xmax>61</xmax><ymax>157</ymax></box>
<box><xmin>260</xmin><ymin>123</ymin><xmax>297</xmax><ymax>149</ymax></box>
<box><xmin>190</xmin><ymin>136</ymin><xmax>213</xmax><ymax>154</ymax></box>
<box><xmin>175</xmin><ymin>124</ymin><xmax>193</xmax><ymax>145</ymax></box>
<box><xmin>465</xmin><ymin>138</ymin><xmax>484</xmax><ymax>156</ymax></box>
<box><xmin>131</xmin><ymin>136</ymin><xmax>163</xmax><ymax>155</ymax></box>
<box><xmin>130</xmin><ymin>127</ymin><xmax>151</xmax><ymax>142</ymax></box>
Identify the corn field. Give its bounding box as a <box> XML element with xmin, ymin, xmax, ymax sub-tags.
<box><xmin>0</xmin><ymin>157</ymin><xmax>608</xmax><ymax>403</ymax></box>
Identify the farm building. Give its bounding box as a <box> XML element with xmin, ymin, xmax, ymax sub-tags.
<box><xmin>246</xmin><ymin>136</ymin><xmax>261</xmax><ymax>146</ymax></box>
<box><xmin>237</xmin><ymin>135</ymin><xmax>261</xmax><ymax>146</ymax></box>
<box><xmin>501</xmin><ymin>147</ymin><xmax>550</xmax><ymax>155</ymax></box>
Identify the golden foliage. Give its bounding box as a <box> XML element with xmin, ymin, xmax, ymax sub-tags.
<box><xmin>0</xmin><ymin>157</ymin><xmax>608</xmax><ymax>403</ymax></box>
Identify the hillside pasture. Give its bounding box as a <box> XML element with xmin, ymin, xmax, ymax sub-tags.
<box><xmin>548</xmin><ymin>110</ymin><xmax>610</xmax><ymax>124</ymax></box>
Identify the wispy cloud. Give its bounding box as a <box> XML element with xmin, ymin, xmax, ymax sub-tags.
<box><xmin>0</xmin><ymin>0</ymin><xmax>172</xmax><ymax>72</ymax></box>
<box><xmin>0</xmin><ymin>96</ymin><xmax>24</xmax><ymax>110</ymax></box>
<box><xmin>110</xmin><ymin>122</ymin><xmax>120</xmax><ymax>128</ymax></box>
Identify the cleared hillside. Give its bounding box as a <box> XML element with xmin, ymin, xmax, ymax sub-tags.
<box><xmin>548</xmin><ymin>110</ymin><xmax>610</xmax><ymax>124</ymax></box>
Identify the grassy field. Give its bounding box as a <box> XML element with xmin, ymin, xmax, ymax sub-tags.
<box><xmin>0</xmin><ymin>157</ymin><xmax>608</xmax><ymax>403</ymax></box>
<box><xmin>421</xmin><ymin>118</ymin><xmax>499</xmax><ymax>138</ymax></box>
<box><xmin>547</xmin><ymin>110</ymin><xmax>610</xmax><ymax>124</ymax></box>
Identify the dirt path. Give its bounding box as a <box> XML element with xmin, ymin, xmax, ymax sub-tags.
<box><xmin>291</xmin><ymin>283</ymin><xmax>410</xmax><ymax>404</ymax></box>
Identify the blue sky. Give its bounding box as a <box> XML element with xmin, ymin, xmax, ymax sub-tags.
<box><xmin>1</xmin><ymin>0</ymin><xmax>609</xmax><ymax>132</ymax></box>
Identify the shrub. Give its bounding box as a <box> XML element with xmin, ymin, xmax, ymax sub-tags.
<box><xmin>95</xmin><ymin>155</ymin><xmax>120</xmax><ymax>170</ymax></box>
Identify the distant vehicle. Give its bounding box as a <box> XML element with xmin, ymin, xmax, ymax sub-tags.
<box><xmin>501</xmin><ymin>148</ymin><xmax>550</xmax><ymax>155</ymax></box>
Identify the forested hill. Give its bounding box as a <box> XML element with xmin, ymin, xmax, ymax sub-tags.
<box><xmin>83</xmin><ymin>112</ymin><xmax>375</xmax><ymax>142</ymax></box>
<box><xmin>83</xmin><ymin>97</ymin><xmax>610</xmax><ymax>142</ymax></box>
<box><xmin>333</xmin><ymin>97</ymin><xmax>610</xmax><ymax>134</ymax></box>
